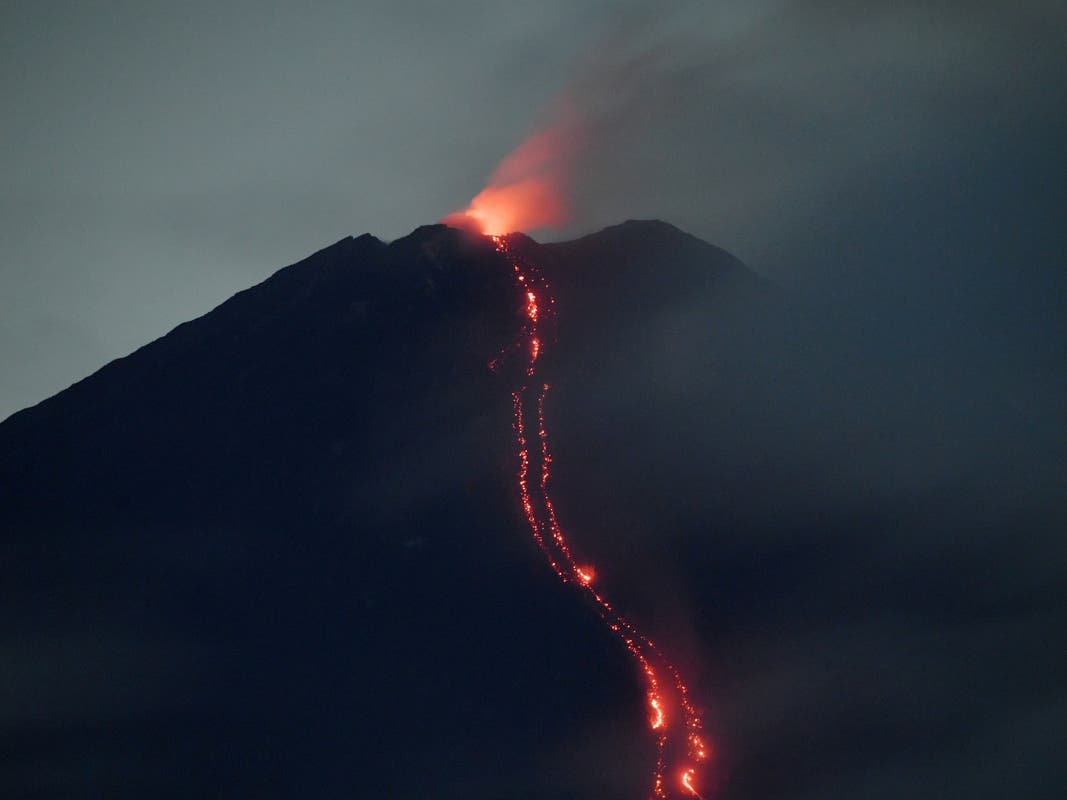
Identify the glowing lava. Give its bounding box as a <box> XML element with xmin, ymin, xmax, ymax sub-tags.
<box><xmin>682</xmin><ymin>768</ymin><xmax>704</xmax><ymax>799</ymax></box>
<box><xmin>487</xmin><ymin>233</ymin><xmax>710</xmax><ymax>799</ymax></box>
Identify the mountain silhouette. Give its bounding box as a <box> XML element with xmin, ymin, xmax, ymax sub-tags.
<box><xmin>5</xmin><ymin>219</ymin><xmax>1064</xmax><ymax>800</ymax></box>
<box><xmin>1</xmin><ymin>221</ymin><xmax>770</xmax><ymax>799</ymax></box>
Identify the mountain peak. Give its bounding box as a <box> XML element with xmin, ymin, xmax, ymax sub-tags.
<box><xmin>0</xmin><ymin>220</ymin><xmax>756</xmax><ymax>434</ymax></box>
<box><xmin>0</xmin><ymin>217</ymin><xmax>773</xmax><ymax>798</ymax></box>
<box><xmin>618</xmin><ymin>218</ymin><xmax>681</xmax><ymax>231</ymax></box>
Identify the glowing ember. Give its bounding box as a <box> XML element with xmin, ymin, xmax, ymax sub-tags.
<box><xmin>682</xmin><ymin>767</ymin><xmax>703</xmax><ymax>798</ymax></box>
<box><xmin>526</xmin><ymin>290</ymin><xmax>539</xmax><ymax>322</ymax></box>
<box><xmin>650</xmin><ymin>695</ymin><xmax>666</xmax><ymax>730</ymax></box>
<box><xmin>488</xmin><ymin>234</ymin><xmax>711</xmax><ymax>798</ymax></box>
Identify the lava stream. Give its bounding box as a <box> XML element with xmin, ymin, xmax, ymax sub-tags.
<box><xmin>489</xmin><ymin>234</ymin><xmax>709</xmax><ymax>799</ymax></box>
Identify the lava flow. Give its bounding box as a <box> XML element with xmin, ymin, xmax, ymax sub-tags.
<box><xmin>487</xmin><ymin>234</ymin><xmax>710</xmax><ymax>799</ymax></box>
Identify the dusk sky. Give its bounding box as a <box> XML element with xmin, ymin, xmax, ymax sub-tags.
<box><xmin>3</xmin><ymin>1</ymin><xmax>1064</xmax><ymax>420</ymax></box>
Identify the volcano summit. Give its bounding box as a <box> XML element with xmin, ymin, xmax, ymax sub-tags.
<box><xmin>1</xmin><ymin>221</ymin><xmax>772</xmax><ymax>799</ymax></box>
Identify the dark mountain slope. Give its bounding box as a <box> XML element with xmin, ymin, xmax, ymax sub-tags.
<box><xmin>0</xmin><ymin>221</ymin><xmax>760</xmax><ymax>799</ymax></box>
<box><xmin>4</xmin><ymin>220</ymin><xmax>1061</xmax><ymax>800</ymax></box>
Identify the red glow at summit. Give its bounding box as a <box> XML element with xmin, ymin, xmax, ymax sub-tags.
<box><xmin>443</xmin><ymin>113</ymin><xmax>579</xmax><ymax>235</ymax></box>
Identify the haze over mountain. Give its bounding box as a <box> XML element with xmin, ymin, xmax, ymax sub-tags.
<box><xmin>2</xmin><ymin>222</ymin><xmax>1063</xmax><ymax>799</ymax></box>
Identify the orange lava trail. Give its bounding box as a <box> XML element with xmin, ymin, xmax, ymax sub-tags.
<box><xmin>489</xmin><ymin>234</ymin><xmax>710</xmax><ymax>799</ymax></box>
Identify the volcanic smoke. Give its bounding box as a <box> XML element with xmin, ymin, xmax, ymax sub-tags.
<box><xmin>443</xmin><ymin>110</ymin><xmax>579</xmax><ymax>236</ymax></box>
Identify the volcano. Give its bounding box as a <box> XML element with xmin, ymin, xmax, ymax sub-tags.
<box><xmin>5</xmin><ymin>220</ymin><xmax>1060</xmax><ymax>800</ymax></box>
<box><xmin>1</xmin><ymin>221</ymin><xmax>773</xmax><ymax>799</ymax></box>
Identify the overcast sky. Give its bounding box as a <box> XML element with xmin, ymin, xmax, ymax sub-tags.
<box><xmin>2</xmin><ymin>0</ymin><xmax>1065</xmax><ymax>420</ymax></box>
